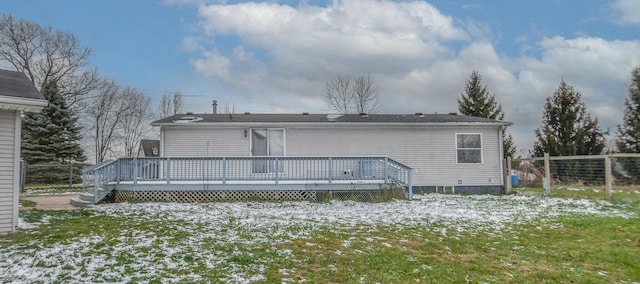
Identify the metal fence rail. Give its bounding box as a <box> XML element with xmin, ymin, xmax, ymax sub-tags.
<box><xmin>508</xmin><ymin>153</ymin><xmax>640</xmax><ymax>200</ymax></box>
<box><xmin>83</xmin><ymin>156</ymin><xmax>413</xmax><ymax>202</ymax></box>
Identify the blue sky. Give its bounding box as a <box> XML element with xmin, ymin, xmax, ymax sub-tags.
<box><xmin>1</xmin><ymin>0</ymin><xmax>639</xmax><ymax>151</ymax></box>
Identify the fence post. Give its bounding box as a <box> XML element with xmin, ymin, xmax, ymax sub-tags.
<box><xmin>82</xmin><ymin>170</ymin><xmax>87</xmax><ymax>193</ymax></box>
<box><xmin>605</xmin><ymin>156</ymin><xmax>612</xmax><ymax>201</ymax></box>
<box><xmin>544</xmin><ymin>153</ymin><xmax>551</xmax><ymax>196</ymax></box>
<box><xmin>506</xmin><ymin>157</ymin><xmax>512</xmax><ymax>194</ymax></box>
<box><xmin>68</xmin><ymin>161</ymin><xmax>73</xmax><ymax>191</ymax></box>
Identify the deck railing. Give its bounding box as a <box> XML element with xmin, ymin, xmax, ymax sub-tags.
<box><xmin>81</xmin><ymin>159</ymin><xmax>119</xmax><ymax>203</ymax></box>
<box><xmin>83</xmin><ymin>156</ymin><xmax>413</xmax><ymax>201</ymax></box>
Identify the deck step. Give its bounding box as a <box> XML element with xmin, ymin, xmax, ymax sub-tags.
<box><xmin>79</xmin><ymin>192</ymin><xmax>95</xmax><ymax>202</ymax></box>
<box><xmin>70</xmin><ymin>197</ymin><xmax>93</xmax><ymax>208</ymax></box>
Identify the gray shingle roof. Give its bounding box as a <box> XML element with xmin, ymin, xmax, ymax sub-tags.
<box><xmin>139</xmin><ymin>139</ymin><xmax>160</xmax><ymax>157</ymax></box>
<box><xmin>0</xmin><ymin>69</ymin><xmax>44</xmax><ymax>100</ymax></box>
<box><xmin>152</xmin><ymin>113</ymin><xmax>510</xmax><ymax>125</ymax></box>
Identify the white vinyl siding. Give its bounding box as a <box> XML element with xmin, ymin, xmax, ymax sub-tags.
<box><xmin>163</xmin><ymin>127</ymin><xmax>250</xmax><ymax>156</ymax></box>
<box><xmin>162</xmin><ymin>124</ymin><xmax>504</xmax><ymax>187</ymax></box>
<box><xmin>0</xmin><ymin>111</ymin><xmax>17</xmax><ymax>233</ymax></box>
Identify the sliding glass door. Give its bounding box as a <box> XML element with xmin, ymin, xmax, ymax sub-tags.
<box><xmin>251</xmin><ymin>129</ymin><xmax>284</xmax><ymax>173</ymax></box>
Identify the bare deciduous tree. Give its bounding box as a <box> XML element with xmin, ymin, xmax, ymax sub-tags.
<box><xmin>83</xmin><ymin>80</ymin><xmax>131</xmax><ymax>162</ymax></box>
<box><xmin>0</xmin><ymin>14</ymin><xmax>102</xmax><ymax>107</ymax></box>
<box><xmin>324</xmin><ymin>74</ymin><xmax>379</xmax><ymax>114</ymax></box>
<box><xmin>325</xmin><ymin>74</ymin><xmax>354</xmax><ymax>114</ymax></box>
<box><xmin>119</xmin><ymin>87</ymin><xmax>153</xmax><ymax>157</ymax></box>
<box><xmin>158</xmin><ymin>91</ymin><xmax>184</xmax><ymax>118</ymax></box>
<box><xmin>353</xmin><ymin>75</ymin><xmax>379</xmax><ymax>113</ymax></box>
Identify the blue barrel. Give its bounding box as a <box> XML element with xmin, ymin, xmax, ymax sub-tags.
<box><xmin>511</xmin><ymin>175</ymin><xmax>520</xmax><ymax>187</ymax></box>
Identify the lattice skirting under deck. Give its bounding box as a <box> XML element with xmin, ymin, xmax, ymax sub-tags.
<box><xmin>112</xmin><ymin>188</ymin><xmax>405</xmax><ymax>203</ymax></box>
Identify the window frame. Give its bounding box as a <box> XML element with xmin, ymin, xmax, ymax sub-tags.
<box><xmin>249</xmin><ymin>128</ymin><xmax>286</xmax><ymax>157</ymax></box>
<box><xmin>455</xmin><ymin>133</ymin><xmax>483</xmax><ymax>164</ymax></box>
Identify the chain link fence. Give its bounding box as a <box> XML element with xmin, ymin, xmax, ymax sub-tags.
<box><xmin>509</xmin><ymin>154</ymin><xmax>640</xmax><ymax>201</ymax></box>
<box><xmin>20</xmin><ymin>161</ymin><xmax>88</xmax><ymax>192</ymax></box>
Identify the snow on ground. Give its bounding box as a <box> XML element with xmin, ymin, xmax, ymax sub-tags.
<box><xmin>1</xmin><ymin>194</ymin><xmax>636</xmax><ymax>283</ymax></box>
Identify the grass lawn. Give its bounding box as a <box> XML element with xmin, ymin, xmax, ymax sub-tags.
<box><xmin>2</xmin><ymin>194</ymin><xmax>639</xmax><ymax>283</ymax></box>
<box><xmin>516</xmin><ymin>185</ymin><xmax>640</xmax><ymax>205</ymax></box>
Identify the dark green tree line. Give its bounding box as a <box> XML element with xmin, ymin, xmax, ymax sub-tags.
<box><xmin>615</xmin><ymin>66</ymin><xmax>640</xmax><ymax>184</ymax></box>
<box><xmin>21</xmin><ymin>81</ymin><xmax>86</xmax><ymax>183</ymax></box>
<box><xmin>533</xmin><ymin>80</ymin><xmax>606</xmax><ymax>184</ymax></box>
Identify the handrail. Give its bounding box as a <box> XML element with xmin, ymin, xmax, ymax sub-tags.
<box><xmin>82</xmin><ymin>159</ymin><xmax>115</xmax><ymax>174</ymax></box>
<box><xmin>82</xmin><ymin>159</ymin><xmax>120</xmax><ymax>203</ymax></box>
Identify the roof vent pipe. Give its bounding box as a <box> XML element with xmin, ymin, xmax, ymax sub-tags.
<box><xmin>212</xmin><ymin>100</ymin><xmax>218</xmax><ymax>114</ymax></box>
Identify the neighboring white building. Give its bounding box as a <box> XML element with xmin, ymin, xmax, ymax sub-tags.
<box><xmin>152</xmin><ymin>112</ymin><xmax>511</xmax><ymax>194</ymax></box>
<box><xmin>0</xmin><ymin>69</ymin><xmax>47</xmax><ymax>234</ymax></box>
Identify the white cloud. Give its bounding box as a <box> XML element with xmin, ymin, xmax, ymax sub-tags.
<box><xmin>611</xmin><ymin>0</ymin><xmax>640</xmax><ymax>25</ymax></box>
<box><xmin>184</xmin><ymin>0</ymin><xmax>640</xmax><ymax>151</ymax></box>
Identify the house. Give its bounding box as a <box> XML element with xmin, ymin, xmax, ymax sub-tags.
<box><xmin>137</xmin><ymin>139</ymin><xmax>160</xmax><ymax>157</ymax></box>
<box><xmin>151</xmin><ymin>112</ymin><xmax>511</xmax><ymax>194</ymax></box>
<box><xmin>0</xmin><ymin>69</ymin><xmax>47</xmax><ymax>233</ymax></box>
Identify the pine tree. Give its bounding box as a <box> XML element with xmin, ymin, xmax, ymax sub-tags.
<box><xmin>21</xmin><ymin>81</ymin><xmax>86</xmax><ymax>183</ymax></box>
<box><xmin>615</xmin><ymin>66</ymin><xmax>640</xmax><ymax>183</ymax></box>
<box><xmin>533</xmin><ymin>80</ymin><xmax>606</xmax><ymax>183</ymax></box>
<box><xmin>458</xmin><ymin>70</ymin><xmax>516</xmax><ymax>158</ymax></box>
<box><xmin>617</xmin><ymin>66</ymin><xmax>640</xmax><ymax>153</ymax></box>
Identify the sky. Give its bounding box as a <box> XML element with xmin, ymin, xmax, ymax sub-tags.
<box><xmin>1</xmin><ymin>0</ymin><xmax>639</xmax><ymax>152</ymax></box>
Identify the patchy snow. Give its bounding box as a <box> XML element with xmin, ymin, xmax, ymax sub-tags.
<box><xmin>17</xmin><ymin>218</ymin><xmax>39</xmax><ymax>229</ymax></box>
<box><xmin>0</xmin><ymin>194</ymin><xmax>635</xmax><ymax>283</ymax></box>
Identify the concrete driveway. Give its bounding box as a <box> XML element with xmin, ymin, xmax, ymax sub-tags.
<box><xmin>20</xmin><ymin>193</ymin><xmax>80</xmax><ymax>210</ymax></box>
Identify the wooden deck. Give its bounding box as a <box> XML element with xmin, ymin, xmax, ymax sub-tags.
<box><xmin>74</xmin><ymin>156</ymin><xmax>413</xmax><ymax>206</ymax></box>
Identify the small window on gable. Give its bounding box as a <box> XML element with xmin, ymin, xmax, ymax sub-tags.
<box><xmin>456</xmin><ymin>134</ymin><xmax>482</xmax><ymax>164</ymax></box>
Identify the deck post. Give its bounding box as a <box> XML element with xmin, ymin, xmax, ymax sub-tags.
<box><xmin>408</xmin><ymin>169</ymin><xmax>413</xmax><ymax>200</ymax></box>
<box><xmin>328</xmin><ymin>157</ymin><xmax>333</xmax><ymax>183</ymax></box>
<box><xmin>222</xmin><ymin>157</ymin><xmax>227</xmax><ymax>184</ymax></box>
<box><xmin>93</xmin><ymin>170</ymin><xmax>99</xmax><ymax>204</ymax></box>
<box><xmin>383</xmin><ymin>157</ymin><xmax>388</xmax><ymax>183</ymax></box>
<box><xmin>116</xmin><ymin>159</ymin><xmax>121</xmax><ymax>184</ymax></box>
<box><xmin>274</xmin><ymin>157</ymin><xmax>279</xmax><ymax>185</ymax></box>
<box><xmin>166</xmin><ymin>157</ymin><xmax>171</xmax><ymax>184</ymax></box>
<box><xmin>133</xmin><ymin>158</ymin><xmax>138</xmax><ymax>185</ymax></box>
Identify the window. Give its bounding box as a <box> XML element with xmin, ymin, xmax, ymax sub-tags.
<box><xmin>456</xmin><ymin>134</ymin><xmax>482</xmax><ymax>163</ymax></box>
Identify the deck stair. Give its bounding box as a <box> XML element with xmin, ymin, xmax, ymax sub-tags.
<box><xmin>70</xmin><ymin>160</ymin><xmax>118</xmax><ymax>207</ymax></box>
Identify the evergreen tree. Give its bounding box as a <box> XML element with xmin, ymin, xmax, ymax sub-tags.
<box><xmin>533</xmin><ymin>80</ymin><xmax>606</xmax><ymax>184</ymax></box>
<box><xmin>21</xmin><ymin>80</ymin><xmax>86</xmax><ymax>183</ymax></box>
<box><xmin>615</xmin><ymin>66</ymin><xmax>640</xmax><ymax>184</ymax></box>
<box><xmin>458</xmin><ymin>70</ymin><xmax>516</xmax><ymax>158</ymax></box>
